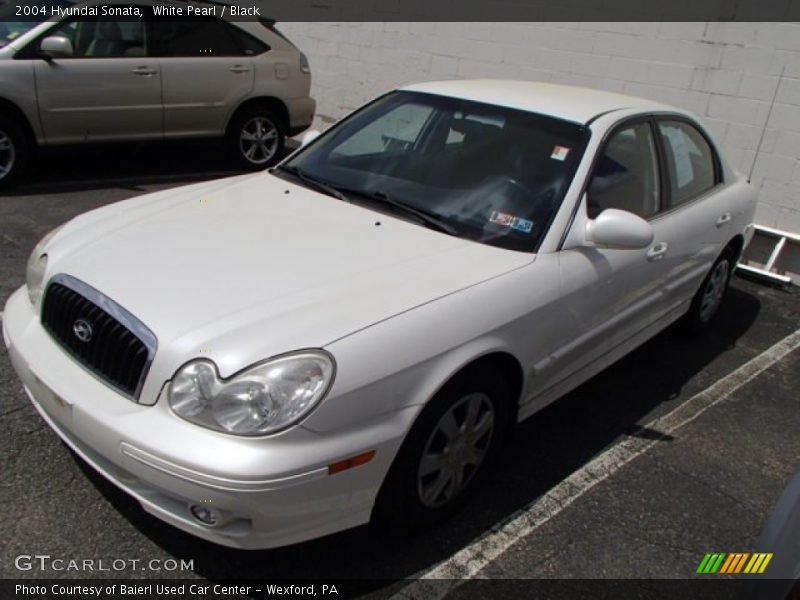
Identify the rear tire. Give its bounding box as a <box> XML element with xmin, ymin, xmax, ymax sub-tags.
<box><xmin>0</xmin><ymin>115</ymin><xmax>30</xmax><ymax>189</ymax></box>
<box><xmin>684</xmin><ymin>247</ymin><xmax>735</xmax><ymax>333</ymax></box>
<box><xmin>227</xmin><ymin>106</ymin><xmax>285</xmax><ymax>170</ymax></box>
<box><xmin>374</xmin><ymin>364</ymin><xmax>510</xmax><ymax>530</ymax></box>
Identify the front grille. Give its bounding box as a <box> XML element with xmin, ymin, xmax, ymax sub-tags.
<box><xmin>41</xmin><ymin>277</ymin><xmax>155</xmax><ymax>398</ymax></box>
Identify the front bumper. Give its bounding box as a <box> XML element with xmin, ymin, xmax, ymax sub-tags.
<box><xmin>3</xmin><ymin>286</ymin><xmax>410</xmax><ymax>549</ymax></box>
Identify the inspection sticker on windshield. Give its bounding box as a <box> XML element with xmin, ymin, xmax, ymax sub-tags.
<box><xmin>551</xmin><ymin>145</ymin><xmax>571</xmax><ymax>161</ymax></box>
<box><xmin>489</xmin><ymin>211</ymin><xmax>534</xmax><ymax>233</ymax></box>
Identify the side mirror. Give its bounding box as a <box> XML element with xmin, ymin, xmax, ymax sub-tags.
<box><xmin>40</xmin><ymin>36</ymin><xmax>73</xmax><ymax>59</ymax></box>
<box><xmin>586</xmin><ymin>208</ymin><xmax>654</xmax><ymax>250</ymax></box>
<box><xmin>299</xmin><ymin>129</ymin><xmax>321</xmax><ymax>148</ymax></box>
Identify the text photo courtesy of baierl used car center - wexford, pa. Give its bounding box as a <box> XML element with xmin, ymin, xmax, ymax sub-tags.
<box><xmin>1</xmin><ymin>1</ymin><xmax>799</xmax><ymax>599</ymax></box>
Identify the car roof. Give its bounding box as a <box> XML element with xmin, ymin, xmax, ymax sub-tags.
<box><xmin>399</xmin><ymin>79</ymin><xmax>678</xmax><ymax>125</ymax></box>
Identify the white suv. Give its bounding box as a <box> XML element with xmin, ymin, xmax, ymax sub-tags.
<box><xmin>0</xmin><ymin>0</ymin><xmax>315</xmax><ymax>187</ymax></box>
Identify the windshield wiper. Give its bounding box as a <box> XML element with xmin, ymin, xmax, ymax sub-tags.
<box><xmin>335</xmin><ymin>187</ymin><xmax>459</xmax><ymax>236</ymax></box>
<box><xmin>275</xmin><ymin>165</ymin><xmax>348</xmax><ymax>202</ymax></box>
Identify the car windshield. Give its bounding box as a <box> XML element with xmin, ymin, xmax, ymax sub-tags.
<box><xmin>0</xmin><ymin>1</ymin><xmax>73</xmax><ymax>46</ymax></box>
<box><xmin>282</xmin><ymin>91</ymin><xmax>589</xmax><ymax>252</ymax></box>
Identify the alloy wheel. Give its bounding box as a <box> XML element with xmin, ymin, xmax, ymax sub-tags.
<box><xmin>239</xmin><ymin>117</ymin><xmax>279</xmax><ymax>165</ymax></box>
<box><xmin>417</xmin><ymin>392</ymin><xmax>495</xmax><ymax>508</ymax></box>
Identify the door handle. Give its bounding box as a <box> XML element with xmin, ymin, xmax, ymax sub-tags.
<box><xmin>230</xmin><ymin>65</ymin><xmax>250</xmax><ymax>74</ymax></box>
<box><xmin>131</xmin><ymin>66</ymin><xmax>157</xmax><ymax>76</ymax></box>
<box><xmin>716</xmin><ymin>213</ymin><xmax>732</xmax><ymax>227</ymax></box>
<box><xmin>646</xmin><ymin>241</ymin><xmax>669</xmax><ymax>262</ymax></box>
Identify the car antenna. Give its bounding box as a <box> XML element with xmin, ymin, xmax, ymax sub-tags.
<box><xmin>748</xmin><ymin>64</ymin><xmax>786</xmax><ymax>184</ymax></box>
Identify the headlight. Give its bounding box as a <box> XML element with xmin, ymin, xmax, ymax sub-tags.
<box><xmin>26</xmin><ymin>226</ymin><xmax>64</xmax><ymax>305</ymax></box>
<box><xmin>168</xmin><ymin>351</ymin><xmax>335</xmax><ymax>436</ymax></box>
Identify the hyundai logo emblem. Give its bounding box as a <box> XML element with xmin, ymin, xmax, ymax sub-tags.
<box><xmin>73</xmin><ymin>319</ymin><xmax>94</xmax><ymax>343</ymax></box>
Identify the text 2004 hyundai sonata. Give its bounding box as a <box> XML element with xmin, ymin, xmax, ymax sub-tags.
<box><xmin>3</xmin><ymin>80</ymin><xmax>756</xmax><ymax>548</ymax></box>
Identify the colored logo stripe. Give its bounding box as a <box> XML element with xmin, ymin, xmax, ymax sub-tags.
<box><xmin>700</xmin><ymin>552</ymin><xmax>774</xmax><ymax>574</ymax></box>
<box><xmin>697</xmin><ymin>553</ymin><xmax>726</xmax><ymax>573</ymax></box>
<box><xmin>744</xmin><ymin>553</ymin><xmax>773</xmax><ymax>574</ymax></box>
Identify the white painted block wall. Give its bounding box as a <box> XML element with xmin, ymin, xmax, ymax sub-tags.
<box><xmin>280</xmin><ymin>21</ymin><xmax>800</xmax><ymax>236</ymax></box>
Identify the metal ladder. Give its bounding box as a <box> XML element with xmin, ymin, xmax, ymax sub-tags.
<box><xmin>737</xmin><ymin>224</ymin><xmax>799</xmax><ymax>285</ymax></box>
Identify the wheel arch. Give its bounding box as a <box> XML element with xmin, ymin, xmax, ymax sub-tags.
<box><xmin>424</xmin><ymin>350</ymin><xmax>524</xmax><ymax>441</ymax></box>
<box><xmin>0</xmin><ymin>96</ymin><xmax>38</xmax><ymax>147</ymax></box>
<box><xmin>226</xmin><ymin>96</ymin><xmax>290</xmax><ymax>136</ymax></box>
<box><xmin>726</xmin><ymin>233</ymin><xmax>745</xmax><ymax>263</ymax></box>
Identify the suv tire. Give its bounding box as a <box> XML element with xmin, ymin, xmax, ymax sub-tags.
<box><xmin>228</xmin><ymin>106</ymin><xmax>285</xmax><ymax>170</ymax></box>
<box><xmin>0</xmin><ymin>115</ymin><xmax>29</xmax><ymax>189</ymax></box>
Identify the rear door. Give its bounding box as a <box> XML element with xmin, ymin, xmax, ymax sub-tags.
<box><xmin>151</xmin><ymin>18</ymin><xmax>260</xmax><ymax>138</ymax></box>
<box><xmin>33</xmin><ymin>13</ymin><xmax>162</xmax><ymax>143</ymax></box>
<box><xmin>652</xmin><ymin>117</ymin><xmax>730</xmax><ymax>309</ymax></box>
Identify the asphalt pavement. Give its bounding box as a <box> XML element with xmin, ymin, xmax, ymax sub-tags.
<box><xmin>1</xmin><ymin>142</ymin><xmax>798</xmax><ymax>596</ymax></box>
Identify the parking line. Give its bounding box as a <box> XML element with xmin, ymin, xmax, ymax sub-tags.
<box><xmin>391</xmin><ymin>328</ymin><xmax>800</xmax><ymax>599</ymax></box>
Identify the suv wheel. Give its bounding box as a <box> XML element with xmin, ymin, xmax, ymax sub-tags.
<box><xmin>228</xmin><ymin>107</ymin><xmax>285</xmax><ymax>170</ymax></box>
<box><xmin>374</xmin><ymin>365</ymin><xmax>510</xmax><ymax>528</ymax></box>
<box><xmin>0</xmin><ymin>116</ymin><xmax>28</xmax><ymax>189</ymax></box>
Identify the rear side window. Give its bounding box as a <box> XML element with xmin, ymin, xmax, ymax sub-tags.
<box><xmin>152</xmin><ymin>18</ymin><xmax>263</xmax><ymax>56</ymax></box>
<box><xmin>657</xmin><ymin>120</ymin><xmax>718</xmax><ymax>208</ymax></box>
<box><xmin>228</xmin><ymin>26</ymin><xmax>269</xmax><ymax>56</ymax></box>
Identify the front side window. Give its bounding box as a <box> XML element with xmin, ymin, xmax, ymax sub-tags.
<box><xmin>587</xmin><ymin>122</ymin><xmax>660</xmax><ymax>220</ymax></box>
<box><xmin>282</xmin><ymin>91</ymin><xmax>589</xmax><ymax>252</ymax></box>
<box><xmin>0</xmin><ymin>1</ymin><xmax>73</xmax><ymax>48</ymax></box>
<box><xmin>47</xmin><ymin>15</ymin><xmax>146</xmax><ymax>58</ymax></box>
<box><xmin>658</xmin><ymin>120</ymin><xmax>718</xmax><ymax>208</ymax></box>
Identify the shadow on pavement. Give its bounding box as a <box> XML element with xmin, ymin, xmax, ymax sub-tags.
<box><xmin>2</xmin><ymin>140</ymin><xmax>294</xmax><ymax>196</ymax></box>
<box><xmin>73</xmin><ymin>283</ymin><xmax>761</xmax><ymax>590</ymax></box>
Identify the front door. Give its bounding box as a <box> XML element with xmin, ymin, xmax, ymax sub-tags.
<box><xmin>546</xmin><ymin>119</ymin><xmax>676</xmax><ymax>391</ymax></box>
<box><xmin>33</xmin><ymin>14</ymin><xmax>162</xmax><ymax>144</ymax></box>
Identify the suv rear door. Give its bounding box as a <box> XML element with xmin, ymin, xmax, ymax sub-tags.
<box><xmin>150</xmin><ymin>18</ymin><xmax>260</xmax><ymax>138</ymax></box>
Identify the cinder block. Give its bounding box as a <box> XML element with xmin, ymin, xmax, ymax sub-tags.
<box><xmin>658</xmin><ymin>22</ymin><xmax>709</xmax><ymax>41</ymax></box>
<box><xmin>608</xmin><ymin>57</ymin><xmax>651</xmax><ymax>83</ymax></box>
<box><xmin>592</xmin><ymin>32</ymin><xmax>637</xmax><ymax>57</ymax></box>
<box><xmin>430</xmin><ymin>55</ymin><xmax>459</xmax><ymax>78</ymax></box>
<box><xmin>720</xmin><ymin>45</ymin><xmax>776</xmax><ymax>74</ymax></box>
<box><xmin>769</xmin><ymin>103</ymin><xmax>800</xmax><ymax>133</ymax></box>
<box><xmin>738</xmin><ymin>74</ymin><xmax>781</xmax><ymax>102</ymax></box>
<box><xmin>646</xmin><ymin>63</ymin><xmax>695</xmax><ymax>89</ymax></box>
<box><xmin>691</xmin><ymin>68</ymin><xmax>742</xmax><ymax>96</ymax></box>
<box><xmin>773</xmin><ymin>131</ymin><xmax>800</xmax><ymax>157</ymax></box>
<box><xmin>776</xmin><ymin>77</ymin><xmax>800</xmax><ymax>106</ymax></box>
<box><xmin>755</xmin><ymin>23</ymin><xmax>800</xmax><ymax>52</ymax></box>
<box><xmin>707</xmin><ymin>95</ymin><xmax>763</xmax><ymax>126</ymax></box>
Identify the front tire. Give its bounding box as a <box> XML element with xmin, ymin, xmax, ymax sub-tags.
<box><xmin>684</xmin><ymin>247</ymin><xmax>735</xmax><ymax>332</ymax></box>
<box><xmin>374</xmin><ymin>364</ymin><xmax>510</xmax><ymax>529</ymax></box>
<box><xmin>0</xmin><ymin>115</ymin><xmax>29</xmax><ymax>189</ymax></box>
<box><xmin>227</xmin><ymin>106</ymin><xmax>285</xmax><ymax>170</ymax></box>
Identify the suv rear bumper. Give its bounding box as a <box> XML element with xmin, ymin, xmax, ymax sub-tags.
<box><xmin>287</xmin><ymin>97</ymin><xmax>316</xmax><ymax>136</ymax></box>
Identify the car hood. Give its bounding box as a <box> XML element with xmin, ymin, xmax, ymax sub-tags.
<box><xmin>48</xmin><ymin>173</ymin><xmax>533</xmax><ymax>376</ymax></box>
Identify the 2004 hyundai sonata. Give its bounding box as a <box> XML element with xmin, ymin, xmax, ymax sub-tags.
<box><xmin>3</xmin><ymin>80</ymin><xmax>756</xmax><ymax>548</ymax></box>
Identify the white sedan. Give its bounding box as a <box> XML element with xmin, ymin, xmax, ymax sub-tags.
<box><xmin>3</xmin><ymin>80</ymin><xmax>756</xmax><ymax>549</ymax></box>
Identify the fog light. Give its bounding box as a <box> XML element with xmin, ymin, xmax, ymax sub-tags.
<box><xmin>189</xmin><ymin>504</ymin><xmax>221</xmax><ymax>526</ymax></box>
